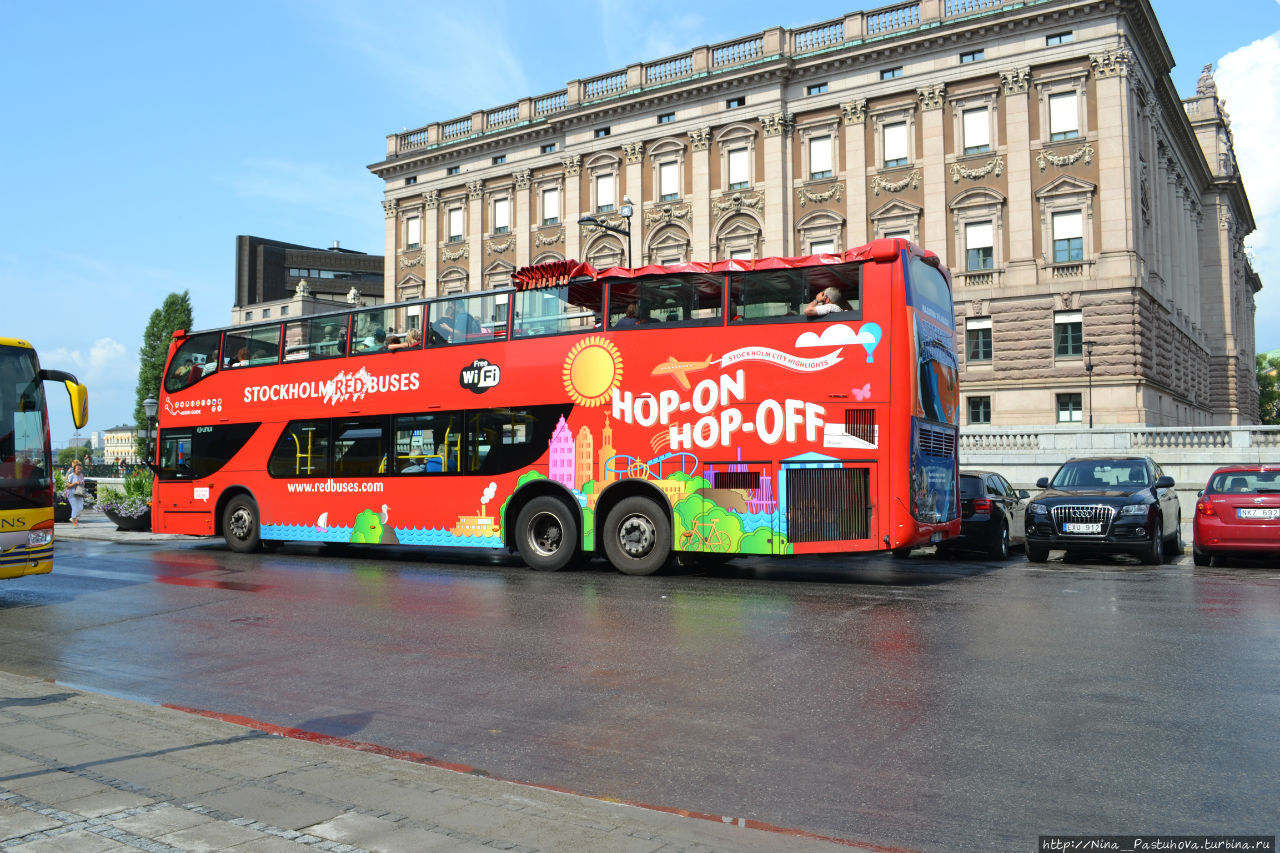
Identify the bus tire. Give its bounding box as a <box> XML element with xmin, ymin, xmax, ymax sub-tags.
<box><xmin>603</xmin><ymin>497</ymin><xmax>671</xmax><ymax>576</ymax></box>
<box><xmin>223</xmin><ymin>496</ymin><xmax>261</xmax><ymax>553</ymax></box>
<box><xmin>515</xmin><ymin>496</ymin><xmax>578</xmax><ymax>572</ymax></box>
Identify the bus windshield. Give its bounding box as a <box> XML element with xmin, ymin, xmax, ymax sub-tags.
<box><xmin>0</xmin><ymin>345</ymin><xmax>52</xmax><ymax>511</ymax></box>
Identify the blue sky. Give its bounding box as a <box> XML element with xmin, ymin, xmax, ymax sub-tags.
<box><xmin>4</xmin><ymin>0</ymin><xmax>1278</xmax><ymax>446</ymax></box>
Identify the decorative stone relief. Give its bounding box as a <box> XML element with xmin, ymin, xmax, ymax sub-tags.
<box><xmin>486</xmin><ymin>239</ymin><xmax>512</xmax><ymax>256</ymax></box>
<box><xmin>713</xmin><ymin>191</ymin><xmax>764</xmax><ymax>216</ymax></box>
<box><xmin>398</xmin><ymin>253</ymin><xmax>424</xmax><ymax>269</ymax></box>
<box><xmin>535</xmin><ymin>229</ymin><xmax>564</xmax><ymax>247</ymax></box>
<box><xmin>1089</xmin><ymin>48</ymin><xmax>1131</xmax><ymax>78</ymax></box>
<box><xmin>917</xmin><ymin>83</ymin><xmax>945</xmax><ymax>110</ymax></box>
<box><xmin>840</xmin><ymin>99</ymin><xmax>867</xmax><ymax>125</ymax></box>
<box><xmin>796</xmin><ymin>182</ymin><xmax>844</xmax><ymax>207</ymax></box>
<box><xmin>761</xmin><ymin>112</ymin><xmax>795</xmax><ymax>136</ymax></box>
<box><xmin>441</xmin><ymin>245</ymin><xmax>469</xmax><ymax>262</ymax></box>
<box><xmin>382</xmin><ymin>200</ymin><xmax>397</xmax><ymax>218</ymax></box>
<box><xmin>623</xmin><ymin>141</ymin><xmax>645</xmax><ymax>164</ymax></box>
<box><xmin>581</xmin><ymin>214</ymin><xmax>630</xmax><ymax>233</ymax></box>
<box><xmin>870</xmin><ymin>169</ymin><xmax>920</xmax><ymax>196</ymax></box>
<box><xmin>466</xmin><ymin>180</ymin><xmax>484</xmax><ymax>200</ymax></box>
<box><xmin>1000</xmin><ymin>68</ymin><xmax>1030</xmax><ymax>95</ymax></box>
<box><xmin>424</xmin><ymin>189</ymin><xmax>440</xmax><ymax>209</ymax></box>
<box><xmin>688</xmin><ymin>127</ymin><xmax>711</xmax><ymax>150</ymax></box>
<box><xmin>645</xmin><ymin>202</ymin><xmax>690</xmax><ymax>227</ymax></box>
<box><xmin>950</xmin><ymin>156</ymin><xmax>1004</xmax><ymax>183</ymax></box>
<box><xmin>1036</xmin><ymin>143</ymin><xmax>1095</xmax><ymax>171</ymax></box>
<box><xmin>563</xmin><ymin>154</ymin><xmax>582</xmax><ymax>176</ymax></box>
<box><xmin>513</xmin><ymin>169</ymin><xmax>531</xmax><ymax>189</ymax></box>
<box><xmin>295</xmin><ymin>279</ymin><xmax>311</xmax><ymax>296</ymax></box>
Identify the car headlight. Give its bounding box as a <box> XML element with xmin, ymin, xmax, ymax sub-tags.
<box><xmin>28</xmin><ymin>529</ymin><xmax>54</xmax><ymax>547</ymax></box>
<box><xmin>1029</xmin><ymin>503</ymin><xmax>1048</xmax><ymax>515</ymax></box>
<box><xmin>1119</xmin><ymin>504</ymin><xmax>1148</xmax><ymax>516</ymax></box>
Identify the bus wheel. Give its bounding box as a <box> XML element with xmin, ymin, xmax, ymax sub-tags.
<box><xmin>603</xmin><ymin>497</ymin><xmax>671</xmax><ymax>576</ymax></box>
<box><xmin>515</xmin><ymin>496</ymin><xmax>578</xmax><ymax>572</ymax></box>
<box><xmin>223</xmin><ymin>496</ymin><xmax>261</xmax><ymax>553</ymax></box>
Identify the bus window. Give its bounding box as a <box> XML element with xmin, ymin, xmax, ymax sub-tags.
<box><xmin>284</xmin><ymin>315</ymin><xmax>348</xmax><ymax>361</ymax></box>
<box><xmin>224</xmin><ymin>324</ymin><xmax>282</xmax><ymax>368</ymax></box>
<box><xmin>164</xmin><ymin>331</ymin><xmax>222</xmax><ymax>392</ymax></box>
<box><xmin>512</xmin><ymin>284</ymin><xmax>601</xmax><ymax>337</ymax></box>
<box><xmin>156</xmin><ymin>423</ymin><xmax>260</xmax><ymax>480</ymax></box>
<box><xmin>268</xmin><ymin>420</ymin><xmax>331</xmax><ymax>477</ymax></box>
<box><xmin>430</xmin><ymin>293</ymin><xmax>508</xmax><ymax>345</ymax></box>
<box><xmin>907</xmin><ymin>256</ymin><xmax>954</xmax><ymax>329</ymax></box>
<box><xmin>729</xmin><ymin>264</ymin><xmax>861</xmax><ymax>323</ymax></box>
<box><xmin>467</xmin><ymin>405</ymin><xmax>571</xmax><ymax>475</ymax></box>
<box><xmin>333</xmin><ymin>417</ymin><xmax>389</xmax><ymax>476</ymax></box>
<box><xmin>608</xmin><ymin>274</ymin><xmax>722</xmax><ymax>329</ymax></box>
<box><xmin>394</xmin><ymin>412</ymin><xmax>464</xmax><ymax>474</ymax></box>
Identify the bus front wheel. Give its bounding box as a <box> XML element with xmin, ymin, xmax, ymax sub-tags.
<box><xmin>603</xmin><ymin>497</ymin><xmax>671</xmax><ymax>576</ymax></box>
<box><xmin>515</xmin><ymin>496</ymin><xmax>579</xmax><ymax>572</ymax></box>
<box><xmin>223</xmin><ymin>496</ymin><xmax>261</xmax><ymax>553</ymax></box>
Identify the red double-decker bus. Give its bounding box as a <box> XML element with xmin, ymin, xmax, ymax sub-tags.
<box><xmin>152</xmin><ymin>238</ymin><xmax>958</xmax><ymax>574</ymax></box>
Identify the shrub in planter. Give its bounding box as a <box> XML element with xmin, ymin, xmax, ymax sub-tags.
<box><xmin>98</xmin><ymin>471</ymin><xmax>152</xmax><ymax>530</ymax></box>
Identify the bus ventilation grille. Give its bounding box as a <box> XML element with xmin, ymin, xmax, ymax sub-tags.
<box><xmin>918</xmin><ymin>424</ymin><xmax>956</xmax><ymax>457</ymax></box>
<box><xmin>713</xmin><ymin>471</ymin><xmax>761</xmax><ymax>491</ymax></box>
<box><xmin>843</xmin><ymin>409</ymin><xmax>876</xmax><ymax>444</ymax></box>
<box><xmin>785</xmin><ymin>467</ymin><xmax>871</xmax><ymax>542</ymax></box>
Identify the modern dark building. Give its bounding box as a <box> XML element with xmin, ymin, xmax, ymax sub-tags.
<box><xmin>233</xmin><ymin>236</ymin><xmax>384</xmax><ymax>325</ymax></box>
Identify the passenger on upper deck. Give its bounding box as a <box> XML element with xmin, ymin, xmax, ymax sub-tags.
<box><xmin>803</xmin><ymin>286</ymin><xmax>851</xmax><ymax>318</ymax></box>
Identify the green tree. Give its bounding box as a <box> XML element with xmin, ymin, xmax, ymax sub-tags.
<box><xmin>1259</xmin><ymin>353</ymin><xmax>1280</xmax><ymax>425</ymax></box>
<box><xmin>57</xmin><ymin>443</ymin><xmax>92</xmax><ymax>467</ymax></box>
<box><xmin>135</xmin><ymin>291</ymin><xmax>194</xmax><ymax>457</ymax></box>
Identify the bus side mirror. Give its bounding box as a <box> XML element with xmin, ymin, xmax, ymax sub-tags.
<box><xmin>65</xmin><ymin>381</ymin><xmax>89</xmax><ymax>430</ymax></box>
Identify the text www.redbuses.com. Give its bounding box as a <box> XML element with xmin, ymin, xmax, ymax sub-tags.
<box><xmin>286</xmin><ymin>481</ymin><xmax>385</xmax><ymax>494</ymax></box>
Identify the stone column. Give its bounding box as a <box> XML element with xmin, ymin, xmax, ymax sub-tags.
<box><xmin>513</xmin><ymin>169</ymin><xmax>532</xmax><ymax>269</ymax></box>
<box><xmin>689</xmin><ymin>128</ymin><xmax>712</xmax><ymax>259</ymax></box>
<box><xmin>841</xmin><ymin>100</ymin><xmax>868</xmax><ymax>246</ymax></box>
<box><xmin>563</xmin><ymin>155</ymin><xmax>582</xmax><ymax>260</ymax></box>
<box><xmin>918</xmin><ymin>84</ymin><xmax>948</xmax><ymax>266</ymax></box>
<box><xmin>1001</xmin><ymin>69</ymin><xmax>1036</xmax><ymax>286</ymax></box>
<box><xmin>382</xmin><ymin>200</ymin><xmax>397</xmax><ymax>302</ymax></box>
<box><xmin>761</xmin><ymin>112</ymin><xmax>794</xmax><ymax>256</ymax></box>
<box><xmin>1091</xmin><ymin>48</ymin><xmax>1137</xmax><ymax>281</ymax></box>
<box><xmin>467</xmin><ymin>180</ymin><xmax>484</xmax><ymax>288</ymax></box>
<box><xmin>623</xmin><ymin>141</ymin><xmax>645</xmax><ymax>264</ymax></box>
<box><xmin>423</xmin><ymin>191</ymin><xmax>440</xmax><ymax>297</ymax></box>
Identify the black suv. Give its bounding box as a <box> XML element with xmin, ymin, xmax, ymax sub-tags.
<box><xmin>1024</xmin><ymin>456</ymin><xmax>1181</xmax><ymax>564</ymax></box>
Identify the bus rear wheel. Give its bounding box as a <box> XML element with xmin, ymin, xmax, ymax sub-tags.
<box><xmin>603</xmin><ymin>497</ymin><xmax>671</xmax><ymax>576</ymax></box>
<box><xmin>223</xmin><ymin>496</ymin><xmax>261</xmax><ymax>553</ymax></box>
<box><xmin>515</xmin><ymin>496</ymin><xmax>579</xmax><ymax>572</ymax></box>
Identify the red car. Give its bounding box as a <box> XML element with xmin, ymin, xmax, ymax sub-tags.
<box><xmin>1192</xmin><ymin>464</ymin><xmax>1280</xmax><ymax>566</ymax></box>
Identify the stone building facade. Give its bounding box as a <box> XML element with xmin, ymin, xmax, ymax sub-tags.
<box><xmin>368</xmin><ymin>0</ymin><xmax>1260</xmax><ymax>427</ymax></box>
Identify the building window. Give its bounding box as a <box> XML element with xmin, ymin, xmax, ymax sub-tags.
<box><xmin>1057</xmin><ymin>392</ymin><xmax>1083</xmax><ymax>423</ymax></box>
<box><xmin>595</xmin><ymin>173</ymin><xmax>615</xmax><ymax>213</ymax></box>
<box><xmin>809</xmin><ymin>135</ymin><xmax>833</xmax><ymax>180</ymax></box>
<box><xmin>729</xmin><ymin>248</ymin><xmax>753</xmax><ymax>260</ymax></box>
<box><xmin>404</xmin><ymin>176</ymin><xmax>416</xmax><ymax>186</ymax></box>
<box><xmin>881</xmin><ymin>66</ymin><xmax>903</xmax><ymax>80</ymax></box>
<box><xmin>658</xmin><ymin>161</ymin><xmax>679</xmax><ymax>202</ymax></box>
<box><xmin>1048</xmin><ymin>92</ymin><xmax>1079</xmax><ymax>141</ymax></box>
<box><xmin>594</xmin><ymin>127</ymin><xmax>610</xmax><ymax>138</ymax></box>
<box><xmin>492</xmin><ymin>155</ymin><xmax>506</xmax><ymax>166</ymax></box>
<box><xmin>447</xmin><ymin>208</ymin><xmax>464</xmax><ymax>243</ymax></box>
<box><xmin>726</xmin><ymin>96</ymin><xmax>745</xmax><ymax>109</ymax></box>
<box><xmin>280</xmin><ymin>305</ymin><xmax>289</xmax><ymax>317</ymax></box>
<box><xmin>493</xmin><ymin>198</ymin><xmax>510</xmax><ymax>235</ymax></box>
<box><xmin>1046</xmin><ymin>31</ymin><xmax>1073</xmax><ymax>46</ymax></box>
<box><xmin>810</xmin><ymin>239</ymin><xmax>836</xmax><ymax>255</ymax></box>
<box><xmin>262</xmin><ymin>308</ymin><xmax>271</xmax><ymax>319</ymax></box>
<box><xmin>965</xmin><ymin>317</ymin><xmax>992</xmax><ymax>362</ymax></box>
<box><xmin>1054</xmin><ymin>310</ymin><xmax>1083</xmax><ymax>357</ymax></box>
<box><xmin>541</xmin><ymin>187</ymin><xmax>559</xmax><ymax>226</ymax></box>
<box><xmin>807</xmin><ymin>82</ymin><xmax>828</xmax><ymax>95</ymax></box>
<box><xmin>962</xmin><ymin>107</ymin><xmax>990</xmax><ymax>155</ymax></box>
<box><xmin>406</xmin><ymin>216</ymin><xmax>421</xmax><ymax>250</ymax></box>
<box><xmin>965</xmin><ymin>221</ymin><xmax>994</xmax><ymax>271</ymax></box>
<box><xmin>968</xmin><ymin>396</ymin><xmax>991</xmax><ymax>424</ymax></box>
<box><xmin>541</xmin><ymin>142</ymin><xmax>557</xmax><ymax>154</ymax></box>
<box><xmin>446</xmin><ymin>165</ymin><xmax>460</xmax><ymax>176</ymax></box>
<box><xmin>1052</xmin><ymin>211</ymin><xmax>1084</xmax><ymax>262</ymax></box>
<box><xmin>883</xmin><ymin>121</ymin><xmax>908</xmax><ymax>168</ymax></box>
<box><xmin>657</xmin><ymin>112</ymin><xmax>675</xmax><ymax>124</ymax></box>
<box><xmin>245</xmin><ymin>310</ymin><xmax>253</xmax><ymax>321</ymax></box>
<box><xmin>960</xmin><ymin>50</ymin><xmax>985</xmax><ymax>64</ymax></box>
<box><xmin>727</xmin><ymin>147</ymin><xmax>749</xmax><ymax>190</ymax></box>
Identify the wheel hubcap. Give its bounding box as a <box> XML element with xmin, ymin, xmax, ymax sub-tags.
<box><xmin>528</xmin><ymin>512</ymin><xmax>563</xmax><ymax>558</ymax></box>
<box><xmin>617</xmin><ymin>514</ymin><xmax>655</xmax><ymax>558</ymax></box>
<box><xmin>229</xmin><ymin>508</ymin><xmax>253</xmax><ymax>540</ymax></box>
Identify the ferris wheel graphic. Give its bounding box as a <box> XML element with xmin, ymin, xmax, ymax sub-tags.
<box><xmin>604</xmin><ymin>451</ymin><xmax>699</xmax><ymax>481</ymax></box>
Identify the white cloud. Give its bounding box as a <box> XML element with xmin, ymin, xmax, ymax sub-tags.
<box><xmin>1215</xmin><ymin>32</ymin><xmax>1280</xmax><ymax>352</ymax></box>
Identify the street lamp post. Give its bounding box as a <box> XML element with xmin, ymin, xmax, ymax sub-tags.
<box><xmin>579</xmin><ymin>196</ymin><xmax>634</xmax><ymax>267</ymax></box>
<box><xmin>143</xmin><ymin>395</ymin><xmax>158</xmax><ymax>464</ymax></box>
<box><xmin>1083</xmin><ymin>340</ymin><xmax>1095</xmax><ymax>429</ymax></box>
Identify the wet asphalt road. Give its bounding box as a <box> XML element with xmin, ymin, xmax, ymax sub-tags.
<box><xmin>1</xmin><ymin>540</ymin><xmax>1277</xmax><ymax>852</ymax></box>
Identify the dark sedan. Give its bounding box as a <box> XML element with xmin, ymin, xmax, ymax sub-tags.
<box><xmin>942</xmin><ymin>470</ymin><xmax>1028</xmax><ymax>560</ymax></box>
<box><xmin>1025</xmin><ymin>456</ymin><xmax>1181</xmax><ymax>564</ymax></box>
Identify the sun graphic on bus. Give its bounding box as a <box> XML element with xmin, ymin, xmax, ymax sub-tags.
<box><xmin>562</xmin><ymin>336</ymin><xmax>623</xmax><ymax>407</ymax></box>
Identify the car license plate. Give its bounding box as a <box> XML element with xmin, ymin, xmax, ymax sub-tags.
<box><xmin>1063</xmin><ymin>522</ymin><xmax>1102</xmax><ymax>534</ymax></box>
<box><xmin>1238</xmin><ymin>507</ymin><xmax>1280</xmax><ymax>519</ymax></box>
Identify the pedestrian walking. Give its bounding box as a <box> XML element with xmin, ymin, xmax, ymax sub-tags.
<box><xmin>66</xmin><ymin>460</ymin><xmax>86</xmax><ymax>526</ymax></box>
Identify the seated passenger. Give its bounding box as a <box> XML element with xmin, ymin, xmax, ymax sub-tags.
<box><xmin>803</xmin><ymin>287</ymin><xmax>852</xmax><ymax>318</ymax></box>
<box><xmin>388</xmin><ymin>328</ymin><xmax>421</xmax><ymax>351</ymax></box>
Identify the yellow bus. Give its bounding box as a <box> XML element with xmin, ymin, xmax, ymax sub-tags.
<box><xmin>1</xmin><ymin>337</ymin><xmax>89</xmax><ymax>578</ymax></box>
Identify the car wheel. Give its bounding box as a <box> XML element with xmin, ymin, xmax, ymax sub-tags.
<box><xmin>986</xmin><ymin>520</ymin><xmax>1010</xmax><ymax>561</ymax></box>
<box><xmin>602</xmin><ymin>497</ymin><xmax>671</xmax><ymax>576</ymax></box>
<box><xmin>515</xmin><ymin>496</ymin><xmax>579</xmax><ymax>572</ymax></box>
<box><xmin>1165</xmin><ymin>512</ymin><xmax>1183</xmax><ymax>556</ymax></box>
<box><xmin>1141</xmin><ymin>518</ymin><xmax>1165</xmax><ymax>565</ymax></box>
<box><xmin>1026</xmin><ymin>544</ymin><xmax>1049</xmax><ymax>563</ymax></box>
<box><xmin>222</xmin><ymin>495</ymin><xmax>261</xmax><ymax>554</ymax></box>
<box><xmin>1192</xmin><ymin>547</ymin><xmax>1212</xmax><ymax>567</ymax></box>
